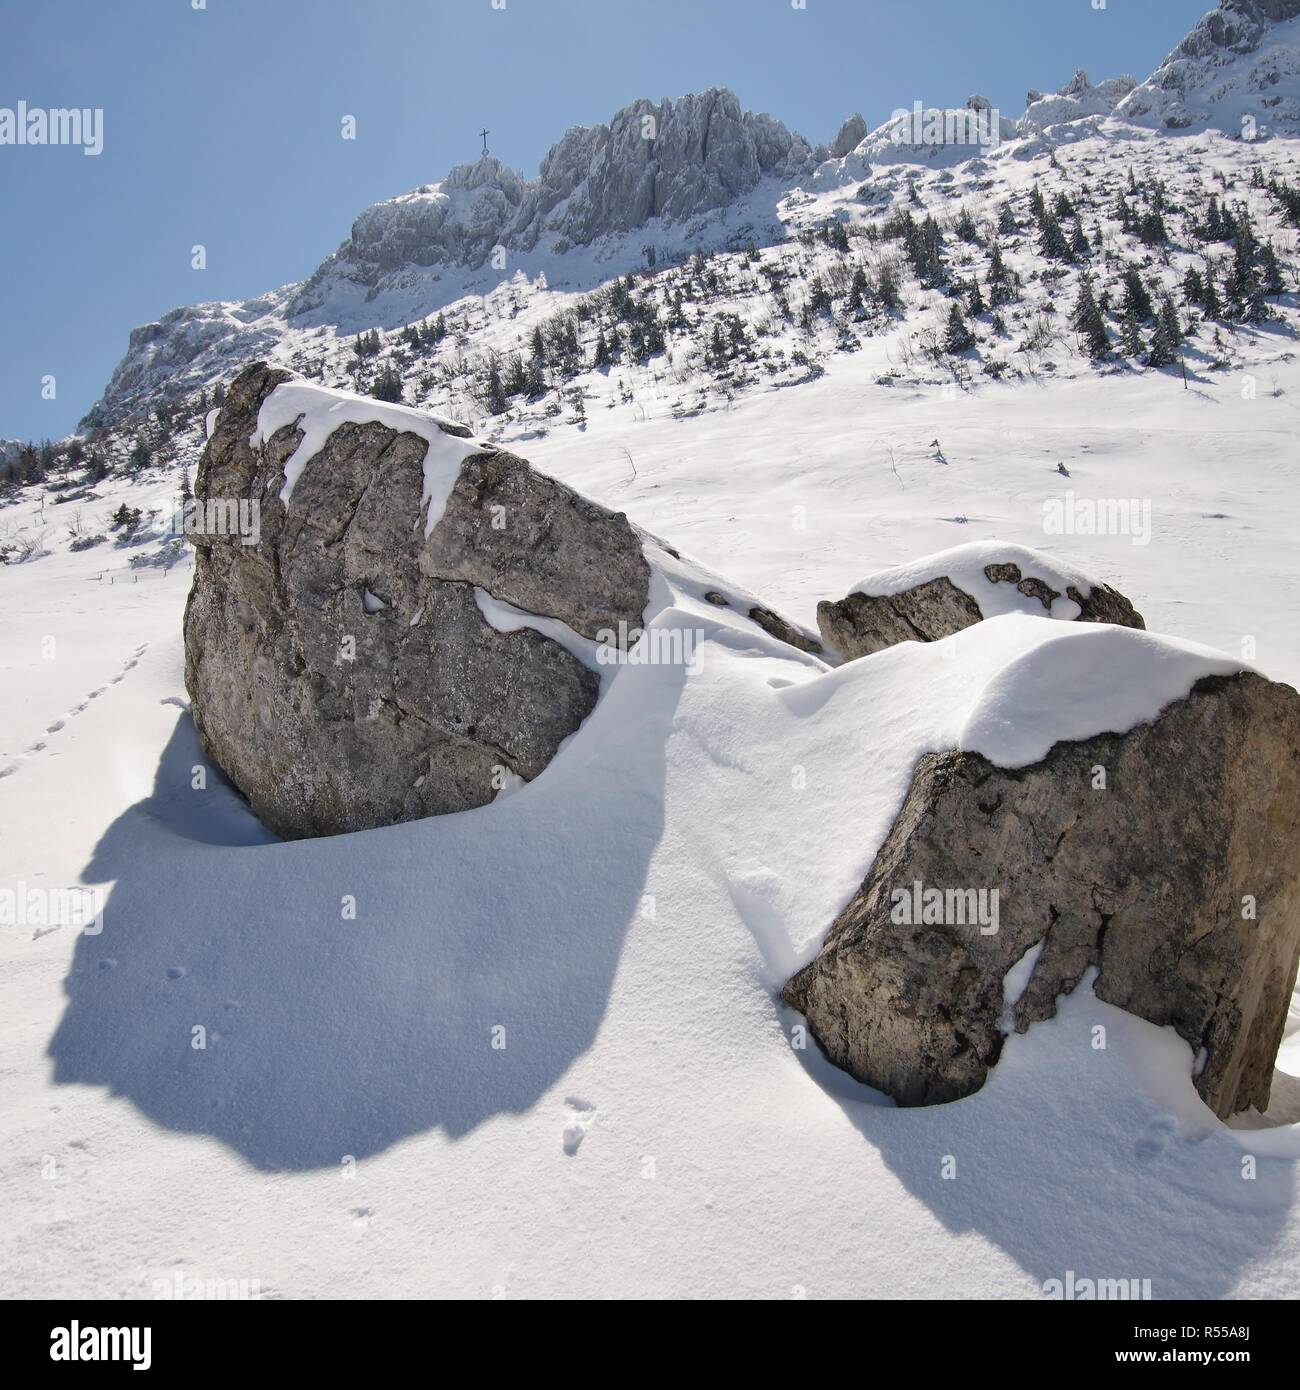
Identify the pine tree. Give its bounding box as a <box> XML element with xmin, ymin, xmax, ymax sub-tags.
<box><xmin>1138</xmin><ymin>210</ymin><xmax>1168</xmax><ymax>246</ymax></box>
<box><xmin>987</xmin><ymin>244</ymin><xmax>1017</xmax><ymax>305</ymax></box>
<box><xmin>1120</xmin><ymin>304</ymin><xmax>1146</xmax><ymax>359</ymax></box>
<box><xmin>370</xmin><ymin>367</ymin><xmax>404</xmax><ymax>403</ymax></box>
<box><xmin>1182</xmin><ymin>267</ymin><xmax>1205</xmax><ymax>307</ymax></box>
<box><xmin>943</xmin><ymin>302</ymin><xmax>976</xmax><ymax>354</ymax></box>
<box><xmin>1202</xmin><ymin>196</ymin><xmax>1228</xmax><ymax>242</ymax></box>
<box><xmin>1071</xmin><ymin>275</ymin><xmax>1110</xmax><ymax>360</ymax></box>
<box><xmin>876</xmin><ymin>260</ymin><xmax>903</xmax><ymax>310</ymax></box>
<box><xmin>955</xmin><ymin>206</ymin><xmax>980</xmax><ymax>243</ymax></box>
<box><xmin>847</xmin><ymin>267</ymin><xmax>869</xmax><ymax>313</ymax></box>
<box><xmin>1070</xmin><ymin>221</ymin><xmax>1090</xmax><ymax>259</ymax></box>
<box><xmin>1038</xmin><ymin>212</ymin><xmax>1073</xmax><ymax>263</ymax></box>
<box><xmin>1147</xmin><ymin>296</ymin><xmax>1182</xmax><ymax>367</ymax></box>
<box><xmin>1259</xmin><ymin>242</ymin><xmax>1286</xmax><ymax>297</ymax></box>
<box><xmin>998</xmin><ymin>202</ymin><xmax>1018</xmax><ymax>236</ymax></box>
<box><xmin>1202</xmin><ymin>267</ymin><xmax>1223</xmax><ymax>321</ymax></box>
<box><xmin>1121</xmin><ymin>267</ymin><xmax>1155</xmax><ymax>323</ymax></box>
<box><xmin>966</xmin><ymin>278</ymin><xmax>987</xmax><ymax>316</ymax></box>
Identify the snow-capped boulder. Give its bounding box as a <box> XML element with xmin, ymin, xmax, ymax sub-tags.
<box><xmin>817</xmin><ymin>542</ymin><xmax>1145</xmax><ymax>660</ymax></box>
<box><xmin>784</xmin><ymin>636</ymin><xmax>1300</xmax><ymax>1120</ymax></box>
<box><xmin>1114</xmin><ymin>0</ymin><xmax>1300</xmax><ymax>133</ymax></box>
<box><xmin>184</xmin><ymin>362</ymin><xmax>648</xmax><ymax>838</ymax></box>
<box><xmin>184</xmin><ymin>363</ymin><xmax>816</xmax><ymax>838</ymax></box>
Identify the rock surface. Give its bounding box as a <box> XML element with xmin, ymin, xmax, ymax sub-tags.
<box><xmin>184</xmin><ymin>363</ymin><xmax>650</xmax><ymax>838</ymax></box>
<box><xmin>817</xmin><ymin>548</ymin><xmax>1145</xmax><ymax>661</ymax></box>
<box><xmin>784</xmin><ymin>670</ymin><xmax>1300</xmax><ymax>1118</ymax></box>
<box><xmin>1115</xmin><ymin>0</ymin><xmax>1300</xmax><ymax>132</ymax></box>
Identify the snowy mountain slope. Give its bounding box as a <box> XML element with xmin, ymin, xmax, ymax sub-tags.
<box><xmin>4</xmin><ymin>0</ymin><xmax>1300</xmax><ymax>1302</ymax></box>
<box><xmin>1117</xmin><ymin>0</ymin><xmax>1300</xmax><ymax>133</ymax></box>
<box><xmin>3</xmin><ymin>338</ymin><xmax>1300</xmax><ymax>1298</ymax></box>
<box><xmin>72</xmin><ymin>1</ymin><xmax>1300</xmax><ymax>435</ymax></box>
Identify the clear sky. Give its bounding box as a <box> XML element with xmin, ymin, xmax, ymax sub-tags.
<box><xmin>0</xmin><ymin>0</ymin><xmax>1213</xmax><ymax>441</ymax></box>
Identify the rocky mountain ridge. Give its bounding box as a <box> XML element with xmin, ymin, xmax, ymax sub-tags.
<box><xmin>73</xmin><ymin>0</ymin><xmax>1300</xmax><ymax>434</ymax></box>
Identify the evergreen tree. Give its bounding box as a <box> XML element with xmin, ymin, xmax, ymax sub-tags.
<box><xmin>955</xmin><ymin>206</ymin><xmax>980</xmax><ymax>243</ymax></box>
<box><xmin>1147</xmin><ymin>296</ymin><xmax>1182</xmax><ymax>367</ymax></box>
<box><xmin>998</xmin><ymin>202</ymin><xmax>1018</xmax><ymax>236</ymax></box>
<box><xmin>1120</xmin><ymin>304</ymin><xmax>1146</xmax><ymax>359</ymax></box>
<box><xmin>987</xmin><ymin>244</ymin><xmax>1017</xmax><ymax>305</ymax></box>
<box><xmin>1071</xmin><ymin>274</ymin><xmax>1110</xmax><ymax>359</ymax></box>
<box><xmin>966</xmin><ymin>278</ymin><xmax>987</xmax><ymax>316</ymax></box>
<box><xmin>943</xmin><ymin>302</ymin><xmax>976</xmax><ymax>354</ymax></box>
<box><xmin>1138</xmin><ymin>210</ymin><xmax>1168</xmax><ymax>246</ymax></box>
<box><xmin>1202</xmin><ymin>267</ymin><xmax>1223</xmax><ymax>321</ymax></box>
<box><xmin>1120</xmin><ymin>266</ymin><xmax>1155</xmax><ymax>323</ymax></box>
<box><xmin>1182</xmin><ymin>267</ymin><xmax>1205</xmax><ymax>307</ymax></box>
<box><xmin>370</xmin><ymin>367</ymin><xmax>404</xmax><ymax>403</ymax></box>
<box><xmin>1259</xmin><ymin>242</ymin><xmax>1287</xmax><ymax>297</ymax></box>
<box><xmin>1038</xmin><ymin>211</ymin><xmax>1073</xmax><ymax>263</ymax></box>
<box><xmin>876</xmin><ymin>260</ymin><xmax>903</xmax><ymax>310</ymax></box>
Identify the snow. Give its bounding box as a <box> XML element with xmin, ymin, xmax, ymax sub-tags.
<box><xmin>850</xmin><ymin>539</ymin><xmax>1099</xmax><ymax>620</ymax></box>
<box><xmin>251</xmin><ymin>378</ymin><xmax>486</xmax><ymax>533</ymax></box>
<box><xmin>955</xmin><ymin>618</ymin><xmax>1249</xmax><ymax>767</ymax></box>
<box><xmin>5</xmin><ymin>3</ymin><xmax>1300</xmax><ymax>1297</ymax></box>
<box><xmin>4</xmin><ymin>341</ymin><xmax>1298</xmax><ymax>1299</ymax></box>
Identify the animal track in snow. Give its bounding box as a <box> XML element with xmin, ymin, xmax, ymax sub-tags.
<box><xmin>4</xmin><ymin>643</ymin><xmax>151</xmax><ymax>777</ymax></box>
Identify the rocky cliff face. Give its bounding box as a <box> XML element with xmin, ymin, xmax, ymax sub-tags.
<box><xmin>83</xmin><ymin>88</ymin><xmax>814</xmax><ymax>431</ymax></box>
<box><xmin>1021</xmin><ymin>70</ymin><xmax>1139</xmax><ymax>131</ymax></box>
<box><xmin>290</xmin><ymin>88</ymin><xmax>814</xmax><ymax>306</ymax></box>
<box><xmin>1115</xmin><ymin>0</ymin><xmax>1300</xmax><ymax>131</ymax></box>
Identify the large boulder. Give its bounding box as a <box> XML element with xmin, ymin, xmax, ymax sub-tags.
<box><xmin>783</xmin><ymin>666</ymin><xmax>1300</xmax><ymax>1119</ymax></box>
<box><xmin>184</xmin><ymin>363</ymin><xmax>651</xmax><ymax>838</ymax></box>
<box><xmin>818</xmin><ymin>542</ymin><xmax>1145</xmax><ymax>661</ymax></box>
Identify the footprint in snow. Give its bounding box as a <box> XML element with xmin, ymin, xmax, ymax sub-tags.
<box><xmin>1134</xmin><ymin>1114</ymin><xmax>1178</xmax><ymax>1161</ymax></box>
<box><xmin>562</xmin><ymin>1097</ymin><xmax>596</xmax><ymax>1156</ymax></box>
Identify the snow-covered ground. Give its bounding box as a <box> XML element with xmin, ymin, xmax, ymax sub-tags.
<box><xmin>3</xmin><ymin>333</ymin><xmax>1299</xmax><ymax>1299</ymax></box>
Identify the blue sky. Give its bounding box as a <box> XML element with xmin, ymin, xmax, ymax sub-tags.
<box><xmin>0</xmin><ymin>0</ymin><xmax>1212</xmax><ymax>441</ymax></box>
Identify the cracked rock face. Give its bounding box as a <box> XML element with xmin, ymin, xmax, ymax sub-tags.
<box><xmin>184</xmin><ymin>363</ymin><xmax>649</xmax><ymax>838</ymax></box>
<box><xmin>783</xmin><ymin>672</ymin><xmax>1300</xmax><ymax>1118</ymax></box>
<box><xmin>817</xmin><ymin>559</ymin><xmax>1144</xmax><ymax>661</ymax></box>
